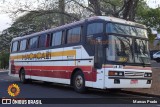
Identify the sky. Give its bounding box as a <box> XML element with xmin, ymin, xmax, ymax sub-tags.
<box><xmin>0</xmin><ymin>0</ymin><xmax>160</xmax><ymax>32</ymax></box>
<box><xmin>0</xmin><ymin>14</ymin><xmax>12</xmax><ymax>32</ymax></box>
<box><xmin>146</xmin><ymin>0</ymin><xmax>160</xmax><ymax>8</ymax></box>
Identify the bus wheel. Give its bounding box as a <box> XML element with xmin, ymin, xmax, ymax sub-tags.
<box><xmin>73</xmin><ymin>71</ymin><xmax>86</xmax><ymax>93</ymax></box>
<box><xmin>19</xmin><ymin>69</ymin><xmax>27</xmax><ymax>84</ymax></box>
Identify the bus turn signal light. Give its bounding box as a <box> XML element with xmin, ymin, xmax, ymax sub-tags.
<box><xmin>108</xmin><ymin>71</ymin><xmax>124</xmax><ymax>76</ymax></box>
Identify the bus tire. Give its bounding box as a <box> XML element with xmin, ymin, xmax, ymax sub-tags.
<box><xmin>19</xmin><ymin>69</ymin><xmax>27</xmax><ymax>84</ymax></box>
<box><xmin>73</xmin><ymin>71</ymin><xmax>86</xmax><ymax>93</ymax></box>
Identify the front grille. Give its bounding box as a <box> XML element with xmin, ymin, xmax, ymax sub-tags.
<box><xmin>124</xmin><ymin>71</ymin><xmax>144</xmax><ymax>77</ymax></box>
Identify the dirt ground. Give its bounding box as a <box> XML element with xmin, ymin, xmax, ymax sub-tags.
<box><xmin>124</xmin><ymin>68</ymin><xmax>160</xmax><ymax>96</ymax></box>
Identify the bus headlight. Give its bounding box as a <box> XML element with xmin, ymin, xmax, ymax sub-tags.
<box><xmin>144</xmin><ymin>73</ymin><xmax>152</xmax><ymax>77</ymax></box>
<box><xmin>119</xmin><ymin>72</ymin><xmax>123</xmax><ymax>76</ymax></box>
<box><xmin>109</xmin><ymin>71</ymin><xmax>124</xmax><ymax>76</ymax></box>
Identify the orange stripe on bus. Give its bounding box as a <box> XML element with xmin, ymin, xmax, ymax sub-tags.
<box><xmin>10</xmin><ymin>50</ymin><xmax>76</xmax><ymax>60</ymax></box>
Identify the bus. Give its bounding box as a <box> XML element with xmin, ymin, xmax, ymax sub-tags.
<box><xmin>9</xmin><ymin>16</ymin><xmax>152</xmax><ymax>93</ymax></box>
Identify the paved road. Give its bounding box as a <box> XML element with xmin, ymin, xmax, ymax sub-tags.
<box><xmin>0</xmin><ymin>72</ymin><xmax>159</xmax><ymax>107</ymax></box>
<box><xmin>0</xmin><ymin>61</ymin><xmax>159</xmax><ymax>106</ymax></box>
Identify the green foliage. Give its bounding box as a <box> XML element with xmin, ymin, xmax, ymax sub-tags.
<box><xmin>0</xmin><ymin>52</ymin><xmax>9</xmax><ymax>69</ymax></box>
<box><xmin>0</xmin><ymin>0</ymin><xmax>159</xmax><ymax>51</ymax></box>
<box><xmin>138</xmin><ymin>8</ymin><xmax>160</xmax><ymax>30</ymax></box>
<box><xmin>137</xmin><ymin>4</ymin><xmax>160</xmax><ymax>43</ymax></box>
<box><xmin>6</xmin><ymin>10</ymin><xmax>79</xmax><ymax>37</ymax></box>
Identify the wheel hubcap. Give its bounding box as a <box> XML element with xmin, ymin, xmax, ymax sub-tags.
<box><xmin>75</xmin><ymin>75</ymin><xmax>83</xmax><ymax>89</ymax></box>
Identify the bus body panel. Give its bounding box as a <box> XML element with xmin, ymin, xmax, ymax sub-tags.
<box><xmin>9</xmin><ymin>45</ymin><xmax>96</xmax><ymax>83</ymax></box>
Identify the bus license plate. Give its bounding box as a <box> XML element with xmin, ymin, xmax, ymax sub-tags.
<box><xmin>130</xmin><ymin>80</ymin><xmax>138</xmax><ymax>84</ymax></box>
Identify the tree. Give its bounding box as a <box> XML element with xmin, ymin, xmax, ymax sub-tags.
<box><xmin>73</xmin><ymin>0</ymin><xmax>140</xmax><ymax>21</ymax></box>
<box><xmin>59</xmin><ymin>0</ymin><xmax>65</xmax><ymax>25</ymax></box>
<box><xmin>137</xmin><ymin>7</ymin><xmax>160</xmax><ymax>42</ymax></box>
<box><xmin>0</xmin><ymin>52</ymin><xmax>9</xmax><ymax>69</ymax></box>
<box><xmin>2</xmin><ymin>0</ymin><xmax>141</xmax><ymax>23</ymax></box>
<box><xmin>0</xmin><ymin>0</ymin><xmax>151</xmax><ymax>52</ymax></box>
<box><xmin>122</xmin><ymin>0</ymin><xmax>139</xmax><ymax>21</ymax></box>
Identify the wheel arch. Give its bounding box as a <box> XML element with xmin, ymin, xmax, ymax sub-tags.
<box><xmin>19</xmin><ymin>67</ymin><xmax>24</xmax><ymax>77</ymax></box>
<box><xmin>70</xmin><ymin>68</ymin><xmax>84</xmax><ymax>86</ymax></box>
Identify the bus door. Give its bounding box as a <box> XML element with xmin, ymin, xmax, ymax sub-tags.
<box><xmin>86</xmin><ymin>22</ymin><xmax>104</xmax><ymax>86</ymax></box>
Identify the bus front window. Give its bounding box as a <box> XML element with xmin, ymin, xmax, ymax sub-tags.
<box><xmin>134</xmin><ymin>39</ymin><xmax>151</xmax><ymax>64</ymax></box>
<box><xmin>106</xmin><ymin>35</ymin><xmax>134</xmax><ymax>63</ymax></box>
<box><xmin>106</xmin><ymin>35</ymin><xmax>151</xmax><ymax>65</ymax></box>
<box><xmin>106</xmin><ymin>23</ymin><xmax>148</xmax><ymax>38</ymax></box>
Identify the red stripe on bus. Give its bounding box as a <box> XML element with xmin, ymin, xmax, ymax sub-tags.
<box><xmin>13</xmin><ymin>65</ymin><xmax>97</xmax><ymax>82</ymax></box>
<box><xmin>15</xmin><ymin>66</ymin><xmax>92</xmax><ymax>71</ymax></box>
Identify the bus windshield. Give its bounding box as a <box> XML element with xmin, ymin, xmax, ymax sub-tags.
<box><xmin>106</xmin><ymin>35</ymin><xmax>151</xmax><ymax>65</ymax></box>
<box><xmin>106</xmin><ymin>35</ymin><xmax>134</xmax><ymax>63</ymax></box>
<box><xmin>106</xmin><ymin>23</ymin><xmax>148</xmax><ymax>38</ymax></box>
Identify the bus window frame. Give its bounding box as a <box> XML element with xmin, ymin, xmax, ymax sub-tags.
<box><xmin>105</xmin><ymin>22</ymin><xmax>150</xmax><ymax>67</ymax></box>
<box><xmin>10</xmin><ymin>23</ymin><xmax>85</xmax><ymax>53</ymax></box>
<box><xmin>19</xmin><ymin>39</ymin><xmax>27</xmax><ymax>52</ymax></box>
<box><xmin>66</xmin><ymin>25</ymin><xmax>82</xmax><ymax>45</ymax></box>
<box><xmin>11</xmin><ymin>40</ymin><xmax>19</xmax><ymax>53</ymax></box>
<box><xmin>83</xmin><ymin>20</ymin><xmax>106</xmax><ymax>64</ymax></box>
<box><xmin>28</xmin><ymin>36</ymin><xmax>39</xmax><ymax>50</ymax></box>
<box><xmin>38</xmin><ymin>34</ymin><xmax>47</xmax><ymax>48</ymax></box>
<box><xmin>46</xmin><ymin>33</ymin><xmax>51</xmax><ymax>48</ymax></box>
<box><xmin>105</xmin><ymin>22</ymin><xmax>147</xmax><ymax>38</ymax></box>
<box><xmin>51</xmin><ymin>30</ymin><xmax>63</xmax><ymax>47</ymax></box>
<box><xmin>86</xmin><ymin>21</ymin><xmax>104</xmax><ymax>36</ymax></box>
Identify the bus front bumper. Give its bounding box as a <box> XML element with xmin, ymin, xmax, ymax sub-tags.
<box><xmin>105</xmin><ymin>76</ymin><xmax>152</xmax><ymax>89</ymax></box>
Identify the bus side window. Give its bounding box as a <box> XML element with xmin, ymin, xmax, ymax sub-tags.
<box><xmin>61</xmin><ymin>31</ymin><xmax>65</xmax><ymax>45</ymax></box>
<box><xmin>46</xmin><ymin>34</ymin><xmax>51</xmax><ymax>47</ymax></box>
<box><xmin>12</xmin><ymin>41</ymin><xmax>18</xmax><ymax>52</ymax></box>
<box><xmin>29</xmin><ymin>36</ymin><xmax>38</xmax><ymax>49</ymax></box>
<box><xmin>67</xmin><ymin>26</ymin><xmax>81</xmax><ymax>44</ymax></box>
<box><xmin>17</xmin><ymin>41</ymin><xmax>20</xmax><ymax>52</ymax></box>
<box><xmin>26</xmin><ymin>39</ymin><xmax>30</xmax><ymax>50</ymax></box>
<box><xmin>51</xmin><ymin>31</ymin><xmax>62</xmax><ymax>46</ymax></box>
<box><xmin>20</xmin><ymin>39</ymin><xmax>27</xmax><ymax>51</ymax></box>
<box><xmin>39</xmin><ymin>35</ymin><xmax>46</xmax><ymax>48</ymax></box>
<box><xmin>87</xmin><ymin>23</ymin><xmax>103</xmax><ymax>35</ymax></box>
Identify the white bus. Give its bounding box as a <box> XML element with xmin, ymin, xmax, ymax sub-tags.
<box><xmin>9</xmin><ymin>16</ymin><xmax>152</xmax><ymax>93</ymax></box>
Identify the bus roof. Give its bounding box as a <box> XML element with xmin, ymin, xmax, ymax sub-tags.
<box><xmin>88</xmin><ymin>16</ymin><xmax>146</xmax><ymax>28</ymax></box>
<box><xmin>12</xmin><ymin>16</ymin><xmax>146</xmax><ymax>41</ymax></box>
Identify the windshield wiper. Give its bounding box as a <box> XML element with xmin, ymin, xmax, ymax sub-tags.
<box><xmin>139</xmin><ymin>56</ymin><xmax>146</xmax><ymax>67</ymax></box>
<box><xmin>115</xmin><ymin>36</ymin><xmax>132</xmax><ymax>66</ymax></box>
<box><xmin>139</xmin><ymin>40</ymin><xmax>150</xmax><ymax>66</ymax></box>
<box><xmin>135</xmin><ymin>40</ymin><xmax>148</xmax><ymax>67</ymax></box>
